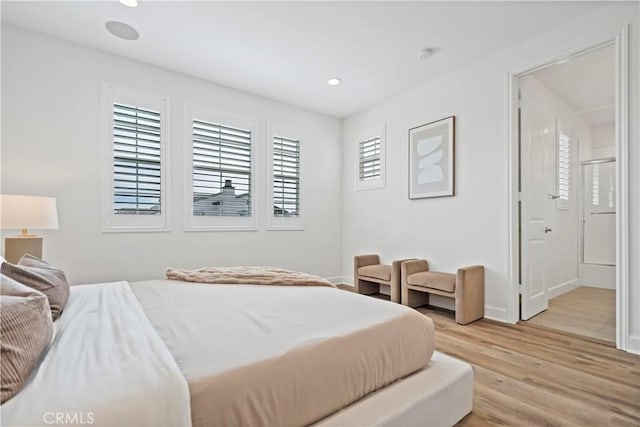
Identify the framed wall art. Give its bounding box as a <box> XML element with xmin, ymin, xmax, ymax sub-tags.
<box><xmin>408</xmin><ymin>116</ymin><xmax>455</xmax><ymax>199</ymax></box>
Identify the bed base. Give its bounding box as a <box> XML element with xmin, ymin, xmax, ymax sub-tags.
<box><xmin>313</xmin><ymin>351</ymin><xmax>473</xmax><ymax>427</ymax></box>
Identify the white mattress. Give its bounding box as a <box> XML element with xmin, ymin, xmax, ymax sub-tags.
<box><xmin>314</xmin><ymin>351</ymin><xmax>473</xmax><ymax>427</ymax></box>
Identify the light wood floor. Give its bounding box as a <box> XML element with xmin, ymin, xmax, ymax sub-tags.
<box><xmin>524</xmin><ymin>286</ymin><xmax>616</xmax><ymax>345</ymax></box>
<box><xmin>421</xmin><ymin>307</ymin><xmax>640</xmax><ymax>427</ymax></box>
<box><xmin>338</xmin><ymin>287</ymin><xmax>640</xmax><ymax>426</ymax></box>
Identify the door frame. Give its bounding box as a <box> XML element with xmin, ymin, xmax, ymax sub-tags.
<box><xmin>506</xmin><ymin>26</ymin><xmax>629</xmax><ymax>351</ymax></box>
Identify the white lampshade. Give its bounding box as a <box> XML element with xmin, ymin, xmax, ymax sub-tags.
<box><xmin>0</xmin><ymin>195</ymin><xmax>59</xmax><ymax>230</ymax></box>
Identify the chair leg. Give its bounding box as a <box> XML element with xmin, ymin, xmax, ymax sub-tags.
<box><xmin>405</xmin><ymin>289</ymin><xmax>430</xmax><ymax>308</ymax></box>
<box><xmin>455</xmin><ymin>266</ymin><xmax>485</xmax><ymax>325</ymax></box>
<box><xmin>355</xmin><ymin>278</ymin><xmax>380</xmax><ymax>295</ymax></box>
<box><xmin>454</xmin><ymin>294</ymin><xmax>484</xmax><ymax>324</ymax></box>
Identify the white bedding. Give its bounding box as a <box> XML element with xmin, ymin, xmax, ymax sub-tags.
<box><xmin>131</xmin><ymin>280</ymin><xmax>433</xmax><ymax>383</ymax></box>
<box><xmin>1</xmin><ymin>281</ymin><xmax>191</xmax><ymax>427</ymax></box>
<box><xmin>131</xmin><ymin>280</ymin><xmax>435</xmax><ymax>426</ymax></box>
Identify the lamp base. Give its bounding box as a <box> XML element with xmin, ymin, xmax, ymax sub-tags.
<box><xmin>4</xmin><ymin>235</ymin><xmax>43</xmax><ymax>264</ymax></box>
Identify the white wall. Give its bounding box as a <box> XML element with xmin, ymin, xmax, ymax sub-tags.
<box><xmin>590</xmin><ymin>122</ymin><xmax>616</xmax><ymax>159</ymax></box>
<box><xmin>341</xmin><ymin>2</ymin><xmax>639</xmax><ymax>350</ymax></box>
<box><xmin>1</xmin><ymin>25</ymin><xmax>343</xmax><ymax>284</ymax></box>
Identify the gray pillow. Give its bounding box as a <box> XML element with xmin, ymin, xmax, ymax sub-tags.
<box><xmin>1</xmin><ymin>274</ymin><xmax>53</xmax><ymax>403</ymax></box>
<box><xmin>1</xmin><ymin>255</ymin><xmax>69</xmax><ymax>321</ymax></box>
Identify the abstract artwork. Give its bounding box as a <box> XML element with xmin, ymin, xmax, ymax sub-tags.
<box><xmin>408</xmin><ymin>116</ymin><xmax>455</xmax><ymax>199</ymax></box>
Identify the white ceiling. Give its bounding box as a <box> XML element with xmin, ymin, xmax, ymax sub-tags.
<box><xmin>1</xmin><ymin>1</ymin><xmax>609</xmax><ymax>118</ymax></box>
<box><xmin>532</xmin><ymin>44</ymin><xmax>615</xmax><ymax>126</ymax></box>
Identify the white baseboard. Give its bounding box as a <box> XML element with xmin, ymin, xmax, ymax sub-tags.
<box><xmin>579</xmin><ymin>264</ymin><xmax>616</xmax><ymax>289</ymax></box>
<box><xmin>485</xmin><ymin>305</ymin><xmax>510</xmax><ymax>323</ymax></box>
<box><xmin>325</xmin><ymin>276</ymin><xmax>346</xmax><ymax>285</ymax></box>
<box><xmin>547</xmin><ymin>278</ymin><xmax>579</xmax><ymax>300</ymax></box>
<box><xmin>338</xmin><ymin>276</ymin><xmax>354</xmax><ymax>286</ymax></box>
<box><xmin>427</xmin><ymin>295</ymin><xmax>455</xmax><ymax>311</ymax></box>
<box><xmin>627</xmin><ymin>335</ymin><xmax>640</xmax><ymax>355</ymax></box>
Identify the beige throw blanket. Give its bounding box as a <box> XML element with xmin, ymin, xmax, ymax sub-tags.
<box><xmin>166</xmin><ymin>266</ymin><xmax>335</xmax><ymax>288</ymax></box>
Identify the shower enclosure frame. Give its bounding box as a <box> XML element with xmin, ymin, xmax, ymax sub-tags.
<box><xmin>579</xmin><ymin>157</ymin><xmax>616</xmax><ymax>267</ymax></box>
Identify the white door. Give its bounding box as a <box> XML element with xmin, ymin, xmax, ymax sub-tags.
<box><xmin>519</xmin><ymin>76</ymin><xmax>549</xmax><ymax>320</ymax></box>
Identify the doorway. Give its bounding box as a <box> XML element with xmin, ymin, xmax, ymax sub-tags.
<box><xmin>512</xmin><ymin>37</ymin><xmax>628</xmax><ymax>348</ymax></box>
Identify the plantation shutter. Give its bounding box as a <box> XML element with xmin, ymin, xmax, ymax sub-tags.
<box><xmin>273</xmin><ymin>136</ymin><xmax>300</xmax><ymax>217</ymax></box>
<box><xmin>112</xmin><ymin>103</ymin><xmax>162</xmax><ymax>215</ymax></box>
<box><xmin>558</xmin><ymin>130</ymin><xmax>571</xmax><ymax>203</ymax></box>
<box><xmin>192</xmin><ymin>119</ymin><xmax>252</xmax><ymax>216</ymax></box>
<box><xmin>592</xmin><ymin>164</ymin><xmax>600</xmax><ymax>206</ymax></box>
<box><xmin>359</xmin><ymin>136</ymin><xmax>381</xmax><ymax>181</ymax></box>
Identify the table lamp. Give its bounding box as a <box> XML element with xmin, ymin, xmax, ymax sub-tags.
<box><xmin>1</xmin><ymin>194</ymin><xmax>59</xmax><ymax>264</ymax></box>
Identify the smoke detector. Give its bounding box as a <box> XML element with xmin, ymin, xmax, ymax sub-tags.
<box><xmin>419</xmin><ymin>48</ymin><xmax>433</xmax><ymax>60</ymax></box>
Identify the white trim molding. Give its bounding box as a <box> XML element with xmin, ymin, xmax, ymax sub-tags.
<box><xmin>325</xmin><ymin>276</ymin><xmax>345</xmax><ymax>285</ymax></box>
<box><xmin>340</xmin><ymin>276</ymin><xmax>355</xmax><ymax>286</ymax></box>
<box><xmin>628</xmin><ymin>335</ymin><xmax>640</xmax><ymax>355</ymax></box>
<box><xmin>506</xmin><ymin>28</ymin><xmax>631</xmax><ymax>351</ymax></box>
<box><xmin>101</xmin><ymin>82</ymin><xmax>171</xmax><ymax>233</ymax></box>
<box><xmin>614</xmin><ymin>25</ymin><xmax>629</xmax><ymax>352</ymax></box>
<box><xmin>547</xmin><ymin>279</ymin><xmax>579</xmax><ymax>300</ymax></box>
<box><xmin>484</xmin><ymin>305</ymin><xmax>510</xmax><ymax>323</ymax></box>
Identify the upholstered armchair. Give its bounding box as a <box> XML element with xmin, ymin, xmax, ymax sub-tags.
<box><xmin>354</xmin><ymin>254</ymin><xmax>414</xmax><ymax>303</ymax></box>
<box><xmin>401</xmin><ymin>260</ymin><xmax>484</xmax><ymax>325</ymax></box>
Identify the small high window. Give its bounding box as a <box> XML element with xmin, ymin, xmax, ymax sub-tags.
<box><xmin>355</xmin><ymin>124</ymin><xmax>385</xmax><ymax>191</ymax></box>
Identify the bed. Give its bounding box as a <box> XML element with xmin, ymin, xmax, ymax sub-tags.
<box><xmin>1</xmin><ymin>278</ymin><xmax>472</xmax><ymax>426</ymax></box>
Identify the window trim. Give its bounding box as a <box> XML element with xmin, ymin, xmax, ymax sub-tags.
<box><xmin>555</xmin><ymin>120</ymin><xmax>573</xmax><ymax>211</ymax></box>
<box><xmin>101</xmin><ymin>82</ymin><xmax>170</xmax><ymax>233</ymax></box>
<box><xmin>184</xmin><ymin>105</ymin><xmax>257</xmax><ymax>232</ymax></box>
<box><xmin>267</xmin><ymin>123</ymin><xmax>304</xmax><ymax>231</ymax></box>
<box><xmin>354</xmin><ymin>124</ymin><xmax>386</xmax><ymax>191</ymax></box>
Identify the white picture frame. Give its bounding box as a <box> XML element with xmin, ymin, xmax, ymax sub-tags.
<box><xmin>408</xmin><ymin>116</ymin><xmax>455</xmax><ymax>199</ymax></box>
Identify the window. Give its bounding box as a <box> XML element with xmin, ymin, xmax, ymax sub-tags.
<box><xmin>185</xmin><ymin>107</ymin><xmax>256</xmax><ymax>231</ymax></box>
<box><xmin>268</xmin><ymin>125</ymin><xmax>303</xmax><ymax>230</ymax></box>
<box><xmin>113</xmin><ymin>104</ymin><xmax>162</xmax><ymax>215</ymax></box>
<box><xmin>556</xmin><ymin>121</ymin><xmax>572</xmax><ymax>210</ymax></box>
<box><xmin>102</xmin><ymin>83</ymin><xmax>169</xmax><ymax>232</ymax></box>
<box><xmin>192</xmin><ymin>119</ymin><xmax>252</xmax><ymax>217</ymax></box>
<box><xmin>359</xmin><ymin>136</ymin><xmax>381</xmax><ymax>182</ymax></box>
<box><xmin>273</xmin><ymin>136</ymin><xmax>300</xmax><ymax>217</ymax></box>
<box><xmin>355</xmin><ymin>124</ymin><xmax>385</xmax><ymax>191</ymax></box>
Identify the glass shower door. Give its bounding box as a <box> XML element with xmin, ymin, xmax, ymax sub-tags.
<box><xmin>582</xmin><ymin>159</ymin><xmax>615</xmax><ymax>266</ymax></box>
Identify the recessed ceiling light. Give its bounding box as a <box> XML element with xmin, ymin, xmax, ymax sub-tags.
<box><xmin>327</xmin><ymin>78</ymin><xmax>341</xmax><ymax>86</ymax></box>
<box><xmin>118</xmin><ymin>0</ymin><xmax>138</xmax><ymax>7</ymax></box>
<box><xmin>105</xmin><ymin>21</ymin><xmax>139</xmax><ymax>40</ymax></box>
